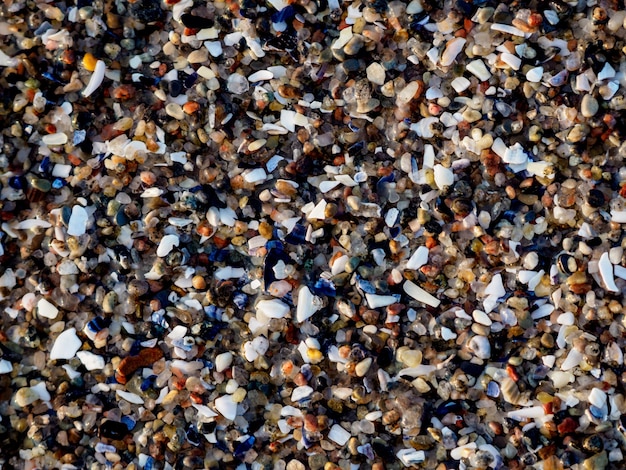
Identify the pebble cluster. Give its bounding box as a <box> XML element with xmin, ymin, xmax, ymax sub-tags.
<box><xmin>2</xmin><ymin>0</ymin><xmax>626</xmax><ymax>468</ymax></box>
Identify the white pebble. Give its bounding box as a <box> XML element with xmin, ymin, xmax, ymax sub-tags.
<box><xmin>256</xmin><ymin>299</ymin><xmax>290</xmax><ymax>318</ymax></box>
<box><xmin>599</xmin><ymin>252</ymin><xmax>619</xmax><ymax>292</ymax></box>
<box><xmin>215</xmin><ymin>394</ymin><xmax>237</xmax><ymax>420</ymax></box>
<box><xmin>291</xmin><ymin>385</ymin><xmax>313</xmax><ymax>402</ymax></box>
<box><xmin>465</xmin><ymin>59</ymin><xmax>491</xmax><ymax>81</ymax></box>
<box><xmin>116</xmin><ymin>390</ymin><xmax>144</xmax><ymax>404</ymax></box>
<box><xmin>469</xmin><ymin>335</ymin><xmax>491</xmax><ymax>359</ymax></box>
<box><xmin>296</xmin><ymin>286</ymin><xmax>323</xmax><ymax>323</ymax></box>
<box><xmin>50</xmin><ymin>328</ymin><xmax>82</xmax><ymax>360</ymax></box>
<box><xmin>403</xmin><ymin>280</ymin><xmax>441</xmax><ymax>308</ymax></box>
<box><xmin>215</xmin><ymin>352</ymin><xmax>233</xmax><ymax>372</ymax></box>
<box><xmin>328</xmin><ymin>424</ymin><xmax>351</xmax><ymax>446</ymax></box>
<box><xmin>451</xmin><ymin>76</ymin><xmax>471</xmax><ymax>93</ymax></box>
<box><xmin>67</xmin><ymin>205</ymin><xmax>89</xmax><ymax>236</ymax></box>
<box><xmin>406</xmin><ymin>246</ymin><xmax>429</xmax><ymax>270</ymax></box>
<box><xmin>472</xmin><ymin>310</ymin><xmax>492</xmax><ymax>326</ymax></box>
<box><xmin>433</xmin><ymin>164</ymin><xmax>454</xmax><ymax>190</ymax></box>
<box><xmin>156</xmin><ymin>234</ymin><xmax>180</xmax><ymax>257</ymax></box>
<box><xmin>526</xmin><ymin>66</ymin><xmax>543</xmax><ymax>83</ymax></box>
<box><xmin>76</xmin><ymin>351</ymin><xmax>105</xmax><ymax>370</ymax></box>
<box><xmin>440</xmin><ymin>37</ymin><xmax>466</xmax><ymax>67</ymax></box>
<box><xmin>42</xmin><ymin>133</ymin><xmax>68</xmax><ymax>146</ymax></box>
<box><xmin>37</xmin><ymin>298</ymin><xmax>59</xmax><ymax>319</ymax></box>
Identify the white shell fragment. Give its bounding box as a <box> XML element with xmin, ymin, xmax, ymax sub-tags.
<box><xmin>403</xmin><ymin>281</ymin><xmax>441</xmax><ymax>308</ymax></box>
<box><xmin>50</xmin><ymin>328</ymin><xmax>82</xmax><ymax>360</ymax></box>
<box><xmin>37</xmin><ymin>298</ymin><xmax>59</xmax><ymax>319</ymax></box>
<box><xmin>328</xmin><ymin>424</ymin><xmax>351</xmax><ymax>446</ymax></box>
<box><xmin>156</xmin><ymin>234</ymin><xmax>180</xmax><ymax>257</ymax></box>
<box><xmin>67</xmin><ymin>205</ymin><xmax>89</xmax><ymax>236</ymax></box>
<box><xmin>82</xmin><ymin>59</ymin><xmax>106</xmax><ymax>97</ymax></box>
<box><xmin>440</xmin><ymin>37</ymin><xmax>466</xmax><ymax>67</ymax></box>
<box><xmin>215</xmin><ymin>395</ymin><xmax>237</xmax><ymax>420</ymax></box>
<box><xmin>599</xmin><ymin>252</ymin><xmax>619</xmax><ymax>292</ymax></box>
<box><xmin>296</xmin><ymin>286</ymin><xmax>323</xmax><ymax>322</ymax></box>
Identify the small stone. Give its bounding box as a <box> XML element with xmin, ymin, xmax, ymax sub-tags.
<box><xmin>440</xmin><ymin>37</ymin><xmax>466</xmax><ymax>67</ymax></box>
<box><xmin>215</xmin><ymin>352</ymin><xmax>233</xmax><ymax>372</ymax></box>
<box><xmin>526</xmin><ymin>66</ymin><xmax>543</xmax><ymax>83</ymax></box>
<box><xmin>296</xmin><ymin>286</ymin><xmax>323</xmax><ymax>323</ymax></box>
<box><xmin>15</xmin><ymin>387</ymin><xmax>40</xmax><ymax>407</ymax></box>
<box><xmin>466</xmin><ymin>59</ymin><xmax>491</xmax><ymax>81</ymax></box>
<box><xmin>165</xmin><ymin>103</ymin><xmax>185</xmax><ymax>120</ymax></box>
<box><xmin>50</xmin><ymin>328</ymin><xmax>82</xmax><ymax>360</ymax></box>
<box><xmin>215</xmin><ymin>395</ymin><xmax>237</xmax><ymax>420</ymax></box>
<box><xmin>433</xmin><ymin>164</ymin><xmax>454</xmax><ymax>190</ymax></box>
<box><xmin>37</xmin><ymin>298</ymin><xmax>59</xmax><ymax>319</ymax></box>
<box><xmin>156</xmin><ymin>234</ymin><xmax>180</xmax><ymax>257</ymax></box>
<box><xmin>366</xmin><ymin>62</ymin><xmax>386</xmax><ymax>85</ymax></box>
<box><xmin>76</xmin><ymin>351</ymin><xmax>105</xmax><ymax>370</ymax></box>
<box><xmin>468</xmin><ymin>335</ymin><xmax>491</xmax><ymax>359</ymax></box>
<box><xmin>67</xmin><ymin>205</ymin><xmax>89</xmax><ymax>236</ymax></box>
<box><xmin>355</xmin><ymin>357</ymin><xmax>372</xmax><ymax>377</ymax></box>
<box><xmin>328</xmin><ymin>424</ymin><xmax>351</xmax><ymax>446</ymax></box>
<box><xmin>581</xmin><ymin>94</ymin><xmax>599</xmax><ymax>118</ymax></box>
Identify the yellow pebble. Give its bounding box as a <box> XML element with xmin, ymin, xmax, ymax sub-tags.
<box><xmin>307</xmin><ymin>348</ymin><xmax>323</xmax><ymax>364</ymax></box>
<box><xmin>232</xmin><ymin>387</ymin><xmax>247</xmax><ymax>403</ymax></box>
<box><xmin>192</xmin><ymin>275</ymin><xmax>206</xmax><ymax>290</ymax></box>
<box><xmin>83</xmin><ymin>53</ymin><xmax>97</xmax><ymax>72</ymax></box>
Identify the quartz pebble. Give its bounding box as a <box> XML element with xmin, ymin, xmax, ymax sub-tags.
<box><xmin>49</xmin><ymin>328</ymin><xmax>82</xmax><ymax>360</ymax></box>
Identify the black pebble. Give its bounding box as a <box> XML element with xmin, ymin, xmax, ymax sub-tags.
<box><xmin>587</xmin><ymin>188</ymin><xmax>605</xmax><ymax>208</ymax></box>
<box><xmin>99</xmin><ymin>420</ymin><xmax>130</xmax><ymax>440</ymax></box>
<box><xmin>169</xmin><ymin>80</ymin><xmax>183</xmax><ymax>98</ymax></box>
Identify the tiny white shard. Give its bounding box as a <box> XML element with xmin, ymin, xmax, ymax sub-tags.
<box><xmin>76</xmin><ymin>351</ymin><xmax>105</xmax><ymax>370</ymax></box>
<box><xmin>256</xmin><ymin>299</ymin><xmax>290</xmax><ymax>318</ymax></box>
<box><xmin>526</xmin><ymin>66</ymin><xmax>543</xmax><ymax>83</ymax></box>
<box><xmin>406</xmin><ymin>246</ymin><xmax>429</xmax><ymax>270</ymax></box>
<box><xmin>403</xmin><ymin>280</ymin><xmax>441</xmax><ymax>308</ymax></box>
<box><xmin>37</xmin><ymin>298</ymin><xmax>59</xmax><ymax>319</ymax></box>
<box><xmin>599</xmin><ymin>252</ymin><xmax>619</xmax><ymax>292</ymax></box>
<box><xmin>588</xmin><ymin>387</ymin><xmax>607</xmax><ymax>408</ymax></box>
<box><xmin>243</xmin><ymin>168</ymin><xmax>267</xmax><ymax>184</ymax></box>
<box><xmin>491</xmin><ymin>23</ymin><xmax>527</xmax><ymax>36</ymax></box>
<box><xmin>193</xmin><ymin>404</ymin><xmax>218</xmax><ymax>418</ymax></box>
<box><xmin>531</xmin><ymin>303</ymin><xmax>555</xmax><ymax>320</ymax></box>
<box><xmin>215</xmin><ymin>352</ymin><xmax>233</xmax><ymax>372</ymax></box>
<box><xmin>117</xmin><ymin>390</ymin><xmax>144</xmax><ymax>404</ymax></box>
<box><xmin>433</xmin><ymin>164</ymin><xmax>454</xmax><ymax>190</ymax></box>
<box><xmin>296</xmin><ymin>286</ymin><xmax>323</xmax><ymax>323</ymax></box>
<box><xmin>597</xmin><ymin>63</ymin><xmax>615</xmax><ymax>81</ymax></box>
<box><xmin>156</xmin><ymin>234</ymin><xmax>180</xmax><ymax>257</ymax></box>
<box><xmin>328</xmin><ymin>424</ymin><xmax>351</xmax><ymax>446</ymax></box>
<box><xmin>0</xmin><ymin>359</ymin><xmax>13</xmax><ymax>374</ymax></box>
<box><xmin>502</xmin><ymin>142</ymin><xmax>528</xmax><ymax>164</ymax></box>
<box><xmin>248</xmin><ymin>70</ymin><xmax>274</xmax><ymax>82</ymax></box>
<box><xmin>365</xmin><ymin>293</ymin><xmax>398</xmax><ymax>308</ymax></box>
<box><xmin>440</xmin><ymin>37</ymin><xmax>466</xmax><ymax>67</ymax></box>
<box><xmin>466</xmin><ymin>59</ymin><xmax>491</xmax><ymax>81</ymax></box>
<box><xmin>450</xmin><ymin>443</ymin><xmax>477</xmax><ymax>460</ymax></box>
<box><xmin>215</xmin><ymin>395</ymin><xmax>237</xmax><ymax>420</ymax></box>
<box><xmin>42</xmin><ymin>133</ymin><xmax>68</xmax><ymax>146</ymax></box>
<box><xmin>451</xmin><ymin>76</ymin><xmax>471</xmax><ymax>93</ymax></box>
<box><xmin>611</xmin><ymin>210</ymin><xmax>626</xmax><ymax>223</ymax></box>
<box><xmin>561</xmin><ymin>348</ymin><xmax>582</xmax><ymax>371</ymax></box>
<box><xmin>319</xmin><ymin>180</ymin><xmax>340</xmax><ymax>193</ymax></box>
<box><xmin>307</xmin><ymin>199</ymin><xmax>328</xmax><ymax>220</ymax></box>
<box><xmin>472</xmin><ymin>310</ymin><xmax>492</xmax><ymax>326</ymax></box>
<box><xmin>50</xmin><ymin>328</ymin><xmax>82</xmax><ymax>360</ymax></box>
<box><xmin>506</xmin><ymin>406</ymin><xmax>547</xmax><ymax>420</ymax></box>
<box><xmin>67</xmin><ymin>205</ymin><xmax>89</xmax><ymax>236</ymax></box>
<box><xmin>500</xmin><ymin>52</ymin><xmax>521</xmax><ymax>70</ymax></box>
<box><xmin>291</xmin><ymin>385</ymin><xmax>313</xmax><ymax>402</ymax></box>
<box><xmin>83</xmin><ymin>59</ymin><xmax>106</xmax><ymax>97</ymax></box>
<box><xmin>397</xmin><ymin>449</ymin><xmax>426</xmax><ymax>466</ymax></box>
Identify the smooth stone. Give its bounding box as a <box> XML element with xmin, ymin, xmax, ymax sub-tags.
<box><xmin>291</xmin><ymin>385</ymin><xmax>313</xmax><ymax>402</ymax></box>
<box><xmin>50</xmin><ymin>328</ymin><xmax>82</xmax><ymax>360</ymax></box>
<box><xmin>328</xmin><ymin>424</ymin><xmax>351</xmax><ymax>446</ymax></box>
<box><xmin>406</xmin><ymin>246</ymin><xmax>429</xmax><ymax>270</ymax></box>
<box><xmin>451</xmin><ymin>76</ymin><xmax>471</xmax><ymax>92</ymax></box>
<box><xmin>366</xmin><ymin>62</ymin><xmax>386</xmax><ymax>85</ymax></box>
<box><xmin>67</xmin><ymin>205</ymin><xmax>89</xmax><ymax>236</ymax></box>
<box><xmin>466</xmin><ymin>59</ymin><xmax>491</xmax><ymax>81</ymax></box>
<box><xmin>296</xmin><ymin>286</ymin><xmax>323</xmax><ymax>323</ymax></box>
<box><xmin>76</xmin><ymin>351</ymin><xmax>105</xmax><ymax>370</ymax></box>
<box><xmin>215</xmin><ymin>394</ymin><xmax>237</xmax><ymax>420</ymax></box>
<box><xmin>599</xmin><ymin>252</ymin><xmax>619</xmax><ymax>292</ymax></box>
<box><xmin>116</xmin><ymin>389</ymin><xmax>144</xmax><ymax>404</ymax></box>
<box><xmin>433</xmin><ymin>164</ymin><xmax>454</xmax><ymax>189</ymax></box>
<box><xmin>403</xmin><ymin>281</ymin><xmax>440</xmax><ymax>308</ymax></box>
<box><xmin>156</xmin><ymin>234</ymin><xmax>180</xmax><ymax>257</ymax></box>
<box><xmin>15</xmin><ymin>387</ymin><xmax>40</xmax><ymax>407</ymax></box>
<box><xmin>581</xmin><ymin>94</ymin><xmax>599</xmax><ymax>118</ymax></box>
<box><xmin>256</xmin><ymin>299</ymin><xmax>290</xmax><ymax>319</ymax></box>
<box><xmin>215</xmin><ymin>352</ymin><xmax>233</xmax><ymax>372</ymax></box>
<box><xmin>469</xmin><ymin>335</ymin><xmax>491</xmax><ymax>359</ymax></box>
<box><xmin>42</xmin><ymin>132</ymin><xmax>68</xmax><ymax>146</ymax></box>
<box><xmin>526</xmin><ymin>66</ymin><xmax>543</xmax><ymax>83</ymax></box>
<box><xmin>355</xmin><ymin>357</ymin><xmax>372</xmax><ymax>377</ymax></box>
<box><xmin>37</xmin><ymin>298</ymin><xmax>59</xmax><ymax>319</ymax></box>
<box><xmin>440</xmin><ymin>37</ymin><xmax>466</xmax><ymax>67</ymax></box>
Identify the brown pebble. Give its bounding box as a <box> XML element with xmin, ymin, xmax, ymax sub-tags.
<box><xmin>192</xmin><ymin>275</ymin><xmax>206</xmax><ymax>290</ymax></box>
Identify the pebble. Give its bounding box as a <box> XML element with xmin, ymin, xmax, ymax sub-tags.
<box><xmin>49</xmin><ymin>328</ymin><xmax>82</xmax><ymax>360</ymax></box>
<box><xmin>37</xmin><ymin>298</ymin><xmax>59</xmax><ymax>319</ymax></box>
<box><xmin>581</xmin><ymin>94</ymin><xmax>599</xmax><ymax>118</ymax></box>
<box><xmin>67</xmin><ymin>205</ymin><xmax>89</xmax><ymax>236</ymax></box>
